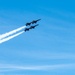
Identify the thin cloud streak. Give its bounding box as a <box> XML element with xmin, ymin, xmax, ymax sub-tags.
<box><xmin>0</xmin><ymin>63</ymin><xmax>75</xmax><ymax>71</ymax></box>
<box><xmin>0</xmin><ymin>26</ymin><xmax>25</xmax><ymax>40</ymax></box>
<box><xmin>15</xmin><ymin>51</ymin><xmax>75</xmax><ymax>60</ymax></box>
<box><xmin>0</xmin><ymin>31</ymin><xmax>24</xmax><ymax>44</ymax></box>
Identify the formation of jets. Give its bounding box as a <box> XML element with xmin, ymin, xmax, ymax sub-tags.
<box><xmin>24</xmin><ymin>19</ymin><xmax>41</xmax><ymax>32</ymax></box>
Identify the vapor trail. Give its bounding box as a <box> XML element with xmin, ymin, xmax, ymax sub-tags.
<box><xmin>0</xmin><ymin>26</ymin><xmax>26</xmax><ymax>40</ymax></box>
<box><xmin>0</xmin><ymin>31</ymin><xmax>24</xmax><ymax>44</ymax></box>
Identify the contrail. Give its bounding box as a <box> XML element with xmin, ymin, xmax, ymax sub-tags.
<box><xmin>0</xmin><ymin>26</ymin><xmax>26</xmax><ymax>40</ymax></box>
<box><xmin>0</xmin><ymin>31</ymin><xmax>24</xmax><ymax>44</ymax></box>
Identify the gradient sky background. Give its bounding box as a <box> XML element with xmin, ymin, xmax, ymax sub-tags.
<box><xmin>0</xmin><ymin>0</ymin><xmax>75</xmax><ymax>75</ymax></box>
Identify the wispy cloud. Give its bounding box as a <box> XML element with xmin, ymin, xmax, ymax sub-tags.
<box><xmin>0</xmin><ymin>63</ymin><xmax>75</xmax><ymax>72</ymax></box>
<box><xmin>13</xmin><ymin>50</ymin><xmax>75</xmax><ymax>60</ymax></box>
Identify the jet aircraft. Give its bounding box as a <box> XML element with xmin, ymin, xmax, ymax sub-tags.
<box><xmin>24</xmin><ymin>28</ymin><xmax>30</xmax><ymax>32</ymax></box>
<box><xmin>25</xmin><ymin>22</ymin><xmax>31</xmax><ymax>26</ymax></box>
<box><xmin>29</xmin><ymin>24</ymin><xmax>39</xmax><ymax>29</ymax></box>
<box><xmin>31</xmin><ymin>19</ymin><xmax>41</xmax><ymax>24</ymax></box>
<box><xmin>24</xmin><ymin>24</ymin><xmax>39</xmax><ymax>32</ymax></box>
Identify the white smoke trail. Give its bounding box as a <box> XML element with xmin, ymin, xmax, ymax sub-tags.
<box><xmin>0</xmin><ymin>26</ymin><xmax>26</xmax><ymax>40</ymax></box>
<box><xmin>0</xmin><ymin>31</ymin><xmax>24</xmax><ymax>44</ymax></box>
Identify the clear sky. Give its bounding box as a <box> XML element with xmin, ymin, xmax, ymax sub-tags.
<box><xmin>0</xmin><ymin>0</ymin><xmax>75</xmax><ymax>75</ymax></box>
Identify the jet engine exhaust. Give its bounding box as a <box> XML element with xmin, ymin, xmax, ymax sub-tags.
<box><xmin>0</xmin><ymin>26</ymin><xmax>26</xmax><ymax>40</ymax></box>
<box><xmin>0</xmin><ymin>31</ymin><xmax>24</xmax><ymax>44</ymax></box>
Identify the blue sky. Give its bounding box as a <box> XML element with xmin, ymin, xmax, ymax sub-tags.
<box><xmin>0</xmin><ymin>0</ymin><xmax>75</xmax><ymax>75</ymax></box>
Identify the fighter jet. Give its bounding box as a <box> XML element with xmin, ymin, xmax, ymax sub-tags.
<box><xmin>29</xmin><ymin>24</ymin><xmax>39</xmax><ymax>29</ymax></box>
<box><xmin>25</xmin><ymin>22</ymin><xmax>31</xmax><ymax>26</ymax></box>
<box><xmin>24</xmin><ymin>28</ymin><xmax>30</xmax><ymax>32</ymax></box>
<box><xmin>24</xmin><ymin>24</ymin><xmax>39</xmax><ymax>32</ymax></box>
<box><xmin>31</xmin><ymin>19</ymin><xmax>41</xmax><ymax>24</ymax></box>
